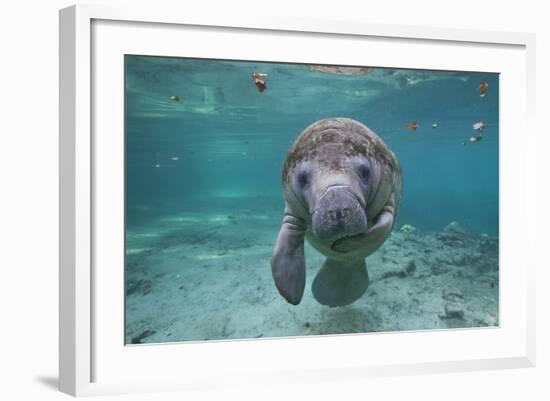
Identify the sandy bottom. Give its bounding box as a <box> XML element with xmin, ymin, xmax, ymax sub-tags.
<box><xmin>125</xmin><ymin>205</ymin><xmax>499</xmax><ymax>344</ymax></box>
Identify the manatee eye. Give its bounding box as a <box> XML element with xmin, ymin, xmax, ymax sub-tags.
<box><xmin>297</xmin><ymin>170</ymin><xmax>310</xmax><ymax>188</ymax></box>
<box><xmin>357</xmin><ymin>163</ymin><xmax>371</xmax><ymax>183</ymax></box>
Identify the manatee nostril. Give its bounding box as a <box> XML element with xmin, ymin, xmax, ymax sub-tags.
<box><xmin>327</xmin><ymin>207</ymin><xmax>354</xmax><ymax>221</ymax></box>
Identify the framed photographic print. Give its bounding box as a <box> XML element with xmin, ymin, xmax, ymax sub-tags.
<box><xmin>59</xmin><ymin>4</ymin><xmax>536</xmax><ymax>397</ymax></box>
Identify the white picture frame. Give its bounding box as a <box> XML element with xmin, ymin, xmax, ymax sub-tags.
<box><xmin>59</xmin><ymin>4</ymin><xmax>536</xmax><ymax>397</ymax></box>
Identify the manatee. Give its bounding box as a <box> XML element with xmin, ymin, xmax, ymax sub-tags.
<box><xmin>271</xmin><ymin>117</ymin><xmax>402</xmax><ymax>306</ymax></box>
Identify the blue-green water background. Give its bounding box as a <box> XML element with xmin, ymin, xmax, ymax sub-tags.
<box><xmin>125</xmin><ymin>56</ymin><xmax>499</xmax><ymax>236</ymax></box>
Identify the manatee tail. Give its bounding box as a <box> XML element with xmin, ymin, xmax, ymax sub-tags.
<box><xmin>311</xmin><ymin>258</ymin><xmax>369</xmax><ymax>307</ymax></box>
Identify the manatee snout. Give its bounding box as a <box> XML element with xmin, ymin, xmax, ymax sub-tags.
<box><xmin>312</xmin><ymin>186</ymin><xmax>367</xmax><ymax>241</ymax></box>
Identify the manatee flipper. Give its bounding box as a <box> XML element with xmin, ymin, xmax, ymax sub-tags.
<box><xmin>312</xmin><ymin>258</ymin><xmax>369</xmax><ymax>307</ymax></box>
<box><xmin>271</xmin><ymin>208</ymin><xmax>306</xmax><ymax>305</ymax></box>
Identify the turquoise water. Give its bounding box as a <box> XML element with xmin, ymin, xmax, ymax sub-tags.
<box><xmin>124</xmin><ymin>55</ymin><xmax>499</xmax><ymax>344</ymax></box>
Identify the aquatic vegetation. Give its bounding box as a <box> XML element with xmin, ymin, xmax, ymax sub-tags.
<box><xmin>399</xmin><ymin>224</ymin><xmax>417</xmax><ymax>234</ymax></box>
<box><xmin>479</xmin><ymin>80</ymin><xmax>489</xmax><ymax>97</ymax></box>
<box><xmin>251</xmin><ymin>72</ymin><xmax>268</xmax><ymax>92</ymax></box>
<box><xmin>308</xmin><ymin>65</ymin><xmax>373</xmax><ymax>75</ymax></box>
<box><xmin>473</xmin><ymin>121</ymin><xmax>488</xmax><ymax>131</ymax></box>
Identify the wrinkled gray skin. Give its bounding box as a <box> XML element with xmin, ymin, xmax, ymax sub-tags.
<box><xmin>271</xmin><ymin>118</ymin><xmax>402</xmax><ymax>306</ymax></box>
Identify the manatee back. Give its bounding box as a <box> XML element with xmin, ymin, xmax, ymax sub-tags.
<box><xmin>283</xmin><ymin>117</ymin><xmax>399</xmax><ymax>183</ymax></box>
